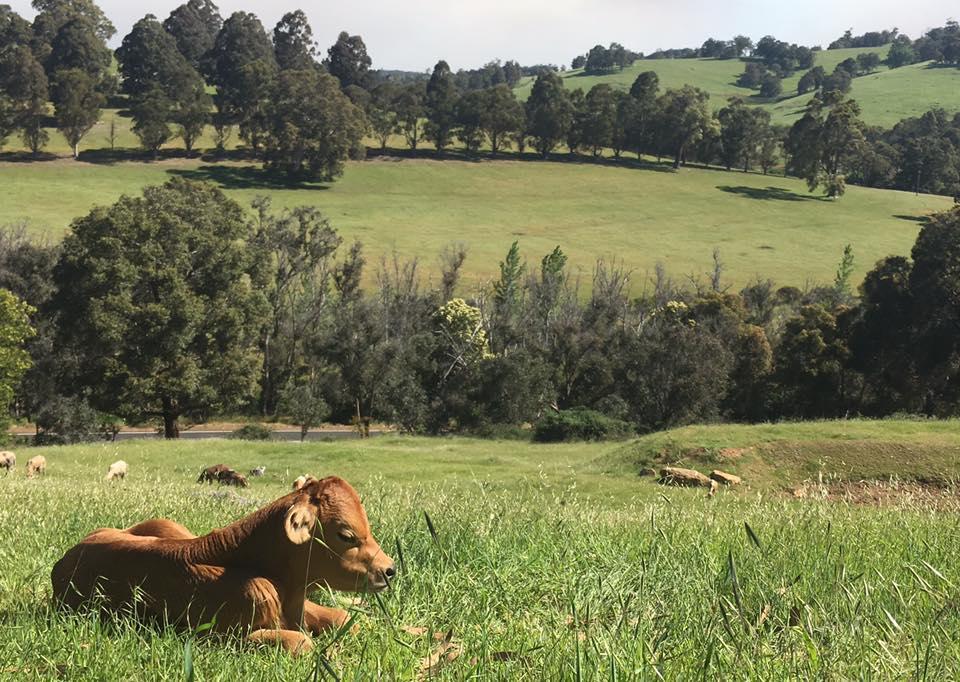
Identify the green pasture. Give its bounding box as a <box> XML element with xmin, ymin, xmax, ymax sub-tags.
<box><xmin>1</xmin><ymin>156</ymin><xmax>949</xmax><ymax>290</ymax></box>
<box><xmin>515</xmin><ymin>46</ymin><xmax>960</xmax><ymax>127</ymax></box>
<box><xmin>1</xmin><ymin>421</ymin><xmax>959</xmax><ymax>678</ymax></box>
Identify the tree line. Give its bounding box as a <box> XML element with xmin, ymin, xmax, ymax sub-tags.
<box><xmin>0</xmin><ymin>178</ymin><xmax>958</xmax><ymax>442</ymax></box>
<box><xmin>2</xmin><ymin>2</ymin><xmax>960</xmax><ymax>197</ymax></box>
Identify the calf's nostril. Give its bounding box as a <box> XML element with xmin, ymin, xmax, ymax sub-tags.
<box><xmin>384</xmin><ymin>563</ymin><xmax>397</xmax><ymax>580</ymax></box>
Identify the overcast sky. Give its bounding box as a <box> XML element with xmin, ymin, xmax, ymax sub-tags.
<box><xmin>7</xmin><ymin>0</ymin><xmax>957</xmax><ymax>71</ymax></box>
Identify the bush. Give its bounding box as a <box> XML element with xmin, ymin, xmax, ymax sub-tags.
<box><xmin>231</xmin><ymin>424</ymin><xmax>273</xmax><ymax>441</ymax></box>
<box><xmin>533</xmin><ymin>408</ymin><xmax>634</xmax><ymax>443</ymax></box>
<box><xmin>34</xmin><ymin>396</ymin><xmax>119</xmax><ymax>445</ymax></box>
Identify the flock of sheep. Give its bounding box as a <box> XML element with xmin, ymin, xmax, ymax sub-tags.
<box><xmin>2</xmin><ymin>450</ymin><xmax>315</xmax><ymax>491</ymax></box>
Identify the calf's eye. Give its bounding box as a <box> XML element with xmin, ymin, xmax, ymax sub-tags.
<box><xmin>337</xmin><ymin>531</ymin><xmax>357</xmax><ymax>544</ymax></box>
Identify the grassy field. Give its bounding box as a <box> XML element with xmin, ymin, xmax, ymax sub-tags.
<box><xmin>2</xmin><ymin>421</ymin><xmax>960</xmax><ymax>679</ymax></box>
<box><xmin>1</xmin><ymin>156</ymin><xmax>950</xmax><ymax>290</ymax></box>
<box><xmin>516</xmin><ymin>46</ymin><xmax>960</xmax><ymax>127</ymax></box>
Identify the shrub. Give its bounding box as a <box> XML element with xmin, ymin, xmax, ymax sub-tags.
<box><xmin>231</xmin><ymin>424</ymin><xmax>273</xmax><ymax>441</ymax></box>
<box><xmin>533</xmin><ymin>408</ymin><xmax>634</xmax><ymax>443</ymax></box>
<box><xmin>34</xmin><ymin>396</ymin><xmax>118</xmax><ymax>445</ymax></box>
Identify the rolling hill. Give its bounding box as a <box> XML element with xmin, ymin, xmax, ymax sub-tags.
<box><xmin>516</xmin><ymin>45</ymin><xmax>960</xmax><ymax>127</ymax></box>
<box><xmin>1</xmin><ymin>155</ymin><xmax>949</xmax><ymax>289</ymax></box>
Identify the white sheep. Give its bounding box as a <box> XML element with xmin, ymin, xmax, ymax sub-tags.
<box><xmin>0</xmin><ymin>451</ymin><xmax>15</xmax><ymax>475</ymax></box>
<box><xmin>26</xmin><ymin>455</ymin><xmax>46</xmax><ymax>478</ymax></box>
<box><xmin>249</xmin><ymin>466</ymin><xmax>266</xmax><ymax>477</ymax></box>
<box><xmin>105</xmin><ymin>460</ymin><xmax>128</xmax><ymax>481</ymax></box>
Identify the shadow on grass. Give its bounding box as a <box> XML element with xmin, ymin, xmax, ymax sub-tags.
<box><xmin>893</xmin><ymin>214</ymin><xmax>932</xmax><ymax>223</ymax></box>
<box><xmin>717</xmin><ymin>185</ymin><xmax>822</xmax><ymax>202</ymax></box>
<box><xmin>368</xmin><ymin>147</ymin><xmax>677</xmax><ymax>173</ymax></box>
<box><xmin>166</xmin><ymin>164</ymin><xmax>330</xmax><ymax>191</ymax></box>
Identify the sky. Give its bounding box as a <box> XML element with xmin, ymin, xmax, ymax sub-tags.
<box><xmin>6</xmin><ymin>0</ymin><xmax>957</xmax><ymax>72</ymax></box>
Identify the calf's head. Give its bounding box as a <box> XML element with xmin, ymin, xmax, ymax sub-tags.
<box><xmin>284</xmin><ymin>476</ymin><xmax>395</xmax><ymax>592</ymax></box>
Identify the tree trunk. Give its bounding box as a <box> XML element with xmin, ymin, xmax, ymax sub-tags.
<box><xmin>300</xmin><ymin>424</ymin><xmax>308</xmax><ymax>442</ymax></box>
<box><xmin>162</xmin><ymin>396</ymin><xmax>180</xmax><ymax>439</ymax></box>
<box><xmin>73</xmin><ymin>143</ymin><xmax>79</xmax><ymax>160</ymax></box>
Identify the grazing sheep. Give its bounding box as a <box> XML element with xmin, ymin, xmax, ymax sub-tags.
<box><xmin>52</xmin><ymin>476</ymin><xmax>395</xmax><ymax>656</ymax></box>
<box><xmin>0</xmin><ymin>451</ymin><xmax>15</xmax><ymax>475</ymax></box>
<box><xmin>249</xmin><ymin>466</ymin><xmax>266</xmax><ymax>477</ymax></box>
<box><xmin>105</xmin><ymin>460</ymin><xmax>128</xmax><ymax>481</ymax></box>
<box><xmin>26</xmin><ymin>455</ymin><xmax>47</xmax><ymax>478</ymax></box>
<box><xmin>219</xmin><ymin>470</ymin><xmax>248</xmax><ymax>488</ymax></box>
<box><xmin>293</xmin><ymin>474</ymin><xmax>316</xmax><ymax>491</ymax></box>
<box><xmin>198</xmin><ymin>464</ymin><xmax>231</xmax><ymax>484</ymax></box>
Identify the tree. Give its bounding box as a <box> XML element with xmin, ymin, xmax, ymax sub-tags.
<box><xmin>657</xmin><ymin>85</ymin><xmax>711</xmax><ymax>168</ymax></box>
<box><xmin>208</xmin><ymin>11</ymin><xmax>277</xmax><ymax>147</ymax></box>
<box><xmin>131</xmin><ymin>86</ymin><xmax>173</xmax><ymax>155</ymax></box>
<box><xmin>454</xmin><ymin>89</ymin><xmax>484</xmax><ymax>153</ymax></box>
<box><xmin>325</xmin><ymin>31</ymin><xmax>371</xmax><ymax>89</ymax></box>
<box><xmin>718</xmin><ymin>98</ymin><xmax>770</xmax><ymax>171</ymax></box>
<box><xmin>733</xmin><ymin>35</ymin><xmax>753</xmax><ymax>56</ymax></box>
<box><xmin>44</xmin><ymin>16</ymin><xmax>112</xmax><ymax>89</ymax></box>
<box><xmin>584</xmin><ymin>44</ymin><xmax>614</xmax><ymax>74</ymax></box>
<box><xmin>51</xmin><ymin>178</ymin><xmax>267</xmax><ymax>438</ymax></box>
<box><xmin>771</xmin><ymin>305</ymin><xmax>850</xmax><ymax>418</ymax></box>
<box><xmin>368</xmin><ymin>104</ymin><xmax>396</xmax><ymax>151</ymax></box>
<box><xmin>610</xmin><ymin>90</ymin><xmax>635</xmax><ymax>158</ymax></box>
<box><xmin>394</xmin><ymin>83</ymin><xmax>425</xmax><ymax>150</ymax></box>
<box><xmin>525</xmin><ymin>70</ymin><xmax>573</xmax><ymax>158</ymax></box>
<box><xmin>0</xmin><ymin>288</ymin><xmax>34</xmax><ymax>421</ymax></box>
<box><xmin>273</xmin><ymin>10</ymin><xmax>317</xmax><ymax>71</ymax></box>
<box><xmin>908</xmin><ymin>207</ymin><xmax>960</xmax><ymax>413</ymax></box>
<box><xmin>263</xmin><ymin>68</ymin><xmax>365</xmax><ymax>181</ymax></box>
<box><xmin>116</xmin><ymin>14</ymin><xmax>202</xmax><ymax>99</ymax></box>
<box><xmin>856</xmin><ymin>52</ymin><xmax>881</xmax><ymax>74</ymax></box>
<box><xmin>6</xmin><ymin>46</ymin><xmax>50</xmax><ymax>154</ymax></box>
<box><xmin>628</xmin><ymin>71</ymin><xmax>659</xmax><ymax>157</ymax></box>
<box><xmin>51</xmin><ymin>67</ymin><xmax>103</xmax><ymax>158</ymax></box>
<box><xmin>797</xmin><ymin>66</ymin><xmax>824</xmax><ymax>94</ymax></box>
<box><xmin>564</xmin><ymin>88</ymin><xmax>585</xmax><ymax>156</ymax></box>
<box><xmin>251</xmin><ymin>198</ymin><xmax>341</xmax><ymax>415</ymax></box>
<box><xmin>581</xmin><ymin>84</ymin><xmax>616</xmax><ymax>156</ymax></box>
<box><xmin>786</xmin><ymin>95</ymin><xmax>865</xmax><ymax>197</ymax></box>
<box><xmin>479</xmin><ymin>84</ymin><xmax>523</xmax><ymax>155</ymax></box>
<box><xmin>163</xmin><ymin>0</ymin><xmax>222</xmax><ymax>74</ymax></box>
<box><xmin>759</xmin><ymin>74</ymin><xmax>782</xmax><ymax>98</ymax></box>
<box><xmin>886</xmin><ymin>40</ymin><xmax>915</xmax><ymax>68</ymax></box>
<box><xmin>31</xmin><ymin>0</ymin><xmax>115</xmax><ymax>63</ymax></box>
<box><xmin>174</xmin><ymin>81</ymin><xmax>211</xmax><ymax>154</ymax></box>
<box><xmin>279</xmin><ymin>380</ymin><xmax>329</xmax><ymax>441</ymax></box>
<box><xmin>571</xmin><ymin>54</ymin><xmax>586</xmax><ymax>70</ymax></box>
<box><xmin>425</xmin><ymin>60</ymin><xmax>458</xmax><ymax>154</ymax></box>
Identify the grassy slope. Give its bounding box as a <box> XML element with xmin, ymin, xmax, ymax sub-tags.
<box><xmin>603</xmin><ymin>419</ymin><xmax>960</xmax><ymax>486</ymax></box>
<box><xmin>2</xmin><ymin>425</ymin><xmax>960</xmax><ymax>678</ymax></box>
<box><xmin>516</xmin><ymin>46</ymin><xmax>960</xmax><ymax>127</ymax></box>
<box><xmin>1</xmin><ymin>156</ymin><xmax>949</xmax><ymax>289</ymax></box>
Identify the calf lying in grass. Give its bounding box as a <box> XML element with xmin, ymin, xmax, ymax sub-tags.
<box><xmin>51</xmin><ymin>476</ymin><xmax>395</xmax><ymax>655</ymax></box>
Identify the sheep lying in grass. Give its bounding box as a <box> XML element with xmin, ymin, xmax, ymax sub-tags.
<box><xmin>0</xmin><ymin>451</ymin><xmax>14</xmax><ymax>475</ymax></box>
<box><xmin>51</xmin><ymin>476</ymin><xmax>396</xmax><ymax>656</ymax></box>
<box><xmin>26</xmin><ymin>455</ymin><xmax>46</xmax><ymax>478</ymax></box>
<box><xmin>105</xmin><ymin>460</ymin><xmax>128</xmax><ymax>481</ymax></box>
<box><xmin>219</xmin><ymin>470</ymin><xmax>248</xmax><ymax>488</ymax></box>
<box><xmin>249</xmin><ymin>466</ymin><xmax>266</xmax><ymax>477</ymax></box>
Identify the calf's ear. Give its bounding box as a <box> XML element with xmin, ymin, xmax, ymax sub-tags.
<box><xmin>284</xmin><ymin>503</ymin><xmax>317</xmax><ymax>545</ymax></box>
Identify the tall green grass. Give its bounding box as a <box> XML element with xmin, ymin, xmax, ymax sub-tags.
<box><xmin>1</xmin><ymin>434</ymin><xmax>958</xmax><ymax>679</ymax></box>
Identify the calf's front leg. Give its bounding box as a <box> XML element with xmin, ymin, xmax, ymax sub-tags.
<box><xmin>247</xmin><ymin>628</ymin><xmax>314</xmax><ymax>656</ymax></box>
<box><xmin>302</xmin><ymin>600</ymin><xmax>351</xmax><ymax>635</ymax></box>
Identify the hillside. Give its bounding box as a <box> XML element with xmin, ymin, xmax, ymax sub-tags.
<box><xmin>601</xmin><ymin>419</ymin><xmax>960</xmax><ymax>489</ymax></box>
<box><xmin>516</xmin><ymin>45</ymin><xmax>960</xmax><ymax>127</ymax></box>
<box><xmin>1</xmin><ymin>156</ymin><xmax>950</xmax><ymax>289</ymax></box>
